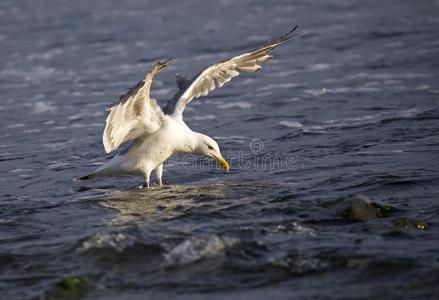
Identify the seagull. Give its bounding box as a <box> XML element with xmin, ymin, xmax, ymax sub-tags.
<box><xmin>78</xmin><ymin>26</ymin><xmax>302</xmax><ymax>187</ymax></box>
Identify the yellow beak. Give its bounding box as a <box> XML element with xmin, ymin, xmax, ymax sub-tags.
<box><xmin>214</xmin><ymin>155</ymin><xmax>230</xmax><ymax>171</ymax></box>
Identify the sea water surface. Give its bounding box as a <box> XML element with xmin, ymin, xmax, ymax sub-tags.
<box><xmin>1</xmin><ymin>0</ymin><xmax>439</xmax><ymax>299</ymax></box>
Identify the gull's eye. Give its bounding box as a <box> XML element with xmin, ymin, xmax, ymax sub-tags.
<box><xmin>207</xmin><ymin>145</ymin><xmax>214</xmax><ymax>150</ymax></box>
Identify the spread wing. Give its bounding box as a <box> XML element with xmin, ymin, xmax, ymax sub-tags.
<box><xmin>164</xmin><ymin>26</ymin><xmax>301</xmax><ymax>117</ymax></box>
<box><xmin>103</xmin><ymin>59</ymin><xmax>175</xmax><ymax>153</ymax></box>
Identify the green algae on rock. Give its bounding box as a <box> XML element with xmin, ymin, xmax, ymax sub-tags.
<box><xmin>38</xmin><ymin>276</ymin><xmax>89</xmax><ymax>300</ymax></box>
<box><xmin>370</xmin><ymin>202</ymin><xmax>398</xmax><ymax>218</ymax></box>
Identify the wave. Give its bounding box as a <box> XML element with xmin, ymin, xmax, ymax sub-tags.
<box><xmin>279</xmin><ymin>108</ymin><xmax>426</xmax><ymax>133</ymax></box>
<box><xmin>165</xmin><ymin>235</ymin><xmax>238</xmax><ymax>267</ymax></box>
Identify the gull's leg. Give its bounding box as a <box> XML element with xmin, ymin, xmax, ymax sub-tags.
<box><xmin>145</xmin><ymin>172</ymin><xmax>151</xmax><ymax>188</ymax></box>
<box><xmin>155</xmin><ymin>163</ymin><xmax>163</xmax><ymax>186</ymax></box>
<box><xmin>139</xmin><ymin>168</ymin><xmax>152</xmax><ymax>189</ymax></box>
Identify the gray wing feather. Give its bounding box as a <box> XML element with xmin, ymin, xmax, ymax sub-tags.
<box><xmin>103</xmin><ymin>59</ymin><xmax>175</xmax><ymax>153</ymax></box>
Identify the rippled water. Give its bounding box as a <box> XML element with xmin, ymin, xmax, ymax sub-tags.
<box><xmin>1</xmin><ymin>0</ymin><xmax>439</xmax><ymax>299</ymax></box>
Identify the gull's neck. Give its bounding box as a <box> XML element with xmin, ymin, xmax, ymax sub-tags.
<box><xmin>169</xmin><ymin>117</ymin><xmax>208</xmax><ymax>154</ymax></box>
<box><xmin>176</xmin><ymin>130</ymin><xmax>203</xmax><ymax>155</ymax></box>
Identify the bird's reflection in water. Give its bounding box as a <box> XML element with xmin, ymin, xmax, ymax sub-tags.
<box><xmin>100</xmin><ymin>181</ymin><xmax>230</xmax><ymax>225</ymax></box>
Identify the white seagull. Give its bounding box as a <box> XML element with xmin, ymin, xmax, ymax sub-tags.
<box><xmin>78</xmin><ymin>26</ymin><xmax>301</xmax><ymax>187</ymax></box>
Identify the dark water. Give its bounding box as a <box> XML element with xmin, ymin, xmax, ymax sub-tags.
<box><xmin>1</xmin><ymin>0</ymin><xmax>439</xmax><ymax>299</ymax></box>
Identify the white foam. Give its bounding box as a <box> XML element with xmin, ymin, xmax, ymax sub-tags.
<box><xmin>345</xmin><ymin>72</ymin><xmax>431</xmax><ymax>81</ymax></box>
<box><xmin>165</xmin><ymin>235</ymin><xmax>238</xmax><ymax>266</ymax></box>
<box><xmin>220</xmin><ymin>101</ymin><xmax>253</xmax><ymax>109</ymax></box>
<box><xmin>7</xmin><ymin>124</ymin><xmax>25</xmax><ymax>128</ymax></box>
<box><xmin>308</xmin><ymin>63</ymin><xmax>331</xmax><ymax>71</ymax></box>
<box><xmin>295</xmin><ymin>109</ymin><xmax>423</xmax><ymax>134</ymax></box>
<box><xmin>43</xmin><ymin>142</ymin><xmax>69</xmax><ymax>149</ymax></box>
<box><xmin>46</xmin><ymin>162</ymin><xmax>71</xmax><ymax>171</ymax></box>
<box><xmin>191</xmin><ymin>114</ymin><xmax>216</xmax><ymax>120</ymax></box>
<box><xmin>254</xmin><ymin>91</ymin><xmax>273</xmax><ymax>98</ymax></box>
<box><xmin>258</xmin><ymin>82</ymin><xmax>301</xmax><ymax>92</ymax></box>
<box><xmin>78</xmin><ymin>232</ymin><xmax>135</xmax><ymax>253</ymax></box>
<box><xmin>304</xmin><ymin>88</ymin><xmax>327</xmax><ymax>97</ymax></box>
<box><xmin>271</xmin><ymin>69</ymin><xmax>300</xmax><ymax>77</ymax></box>
<box><xmin>364</xmin><ymin>81</ymin><xmax>380</xmax><ymax>87</ymax></box>
<box><xmin>9</xmin><ymin>169</ymin><xmax>34</xmax><ymax>174</ymax></box>
<box><xmin>415</xmin><ymin>84</ymin><xmax>430</xmax><ymax>90</ymax></box>
<box><xmin>354</xmin><ymin>86</ymin><xmax>381</xmax><ymax>93</ymax></box>
<box><xmin>23</xmin><ymin>129</ymin><xmax>42</xmax><ymax>133</ymax></box>
<box><xmin>316</xmin><ymin>109</ymin><xmax>421</xmax><ymax>131</ymax></box>
<box><xmin>327</xmin><ymin>87</ymin><xmax>351</xmax><ymax>94</ymax></box>
<box><xmin>152</xmin><ymin>87</ymin><xmax>174</xmax><ymax>96</ymax></box>
<box><xmin>215</xmin><ymin>135</ymin><xmax>251</xmax><ymax>141</ymax></box>
<box><xmin>279</xmin><ymin>120</ymin><xmax>303</xmax><ymax>128</ymax></box>
<box><xmin>383</xmin><ymin>80</ymin><xmax>402</xmax><ymax>86</ymax></box>
<box><xmin>0</xmin><ymin>144</ymin><xmax>14</xmax><ymax>148</ymax></box>
<box><xmin>104</xmin><ymin>44</ymin><xmax>127</xmax><ymax>54</ymax></box>
<box><xmin>290</xmin><ymin>222</ymin><xmax>316</xmax><ymax>236</ymax></box>
<box><xmin>27</xmin><ymin>48</ymin><xmax>63</xmax><ymax>61</ymax></box>
<box><xmin>241</xmin><ymin>78</ymin><xmax>256</xmax><ymax>85</ymax></box>
<box><xmin>51</xmin><ymin>126</ymin><xmax>68</xmax><ymax>130</ymax></box>
<box><xmin>33</xmin><ymin>101</ymin><xmax>56</xmax><ymax>113</ymax></box>
<box><xmin>353</xmin><ymin>150</ymin><xmax>404</xmax><ymax>155</ymax></box>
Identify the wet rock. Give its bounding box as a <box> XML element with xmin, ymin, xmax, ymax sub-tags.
<box><xmin>329</xmin><ymin>194</ymin><xmax>397</xmax><ymax>221</ymax></box>
<box><xmin>38</xmin><ymin>276</ymin><xmax>89</xmax><ymax>300</ymax></box>
<box><xmin>369</xmin><ymin>202</ymin><xmax>397</xmax><ymax>218</ymax></box>
<box><xmin>56</xmin><ymin>277</ymin><xmax>88</xmax><ymax>293</ymax></box>
<box><xmin>393</xmin><ymin>217</ymin><xmax>428</xmax><ymax>230</ymax></box>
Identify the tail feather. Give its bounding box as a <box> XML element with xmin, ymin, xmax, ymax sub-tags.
<box><xmin>76</xmin><ymin>155</ymin><xmax>125</xmax><ymax>181</ymax></box>
<box><xmin>76</xmin><ymin>174</ymin><xmax>92</xmax><ymax>181</ymax></box>
<box><xmin>75</xmin><ymin>171</ymin><xmax>101</xmax><ymax>181</ymax></box>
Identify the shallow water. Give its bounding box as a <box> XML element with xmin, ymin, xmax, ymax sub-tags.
<box><xmin>1</xmin><ymin>0</ymin><xmax>439</xmax><ymax>299</ymax></box>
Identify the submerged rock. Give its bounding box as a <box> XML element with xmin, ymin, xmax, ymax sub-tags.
<box><xmin>38</xmin><ymin>276</ymin><xmax>89</xmax><ymax>300</ymax></box>
<box><xmin>56</xmin><ymin>277</ymin><xmax>88</xmax><ymax>293</ymax></box>
<box><xmin>329</xmin><ymin>194</ymin><xmax>397</xmax><ymax>221</ymax></box>
<box><xmin>369</xmin><ymin>202</ymin><xmax>398</xmax><ymax>218</ymax></box>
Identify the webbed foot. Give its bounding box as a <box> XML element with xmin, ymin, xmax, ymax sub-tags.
<box><xmin>137</xmin><ymin>182</ymin><xmax>150</xmax><ymax>189</ymax></box>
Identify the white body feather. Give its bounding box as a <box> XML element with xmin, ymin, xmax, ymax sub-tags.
<box><xmin>94</xmin><ymin>116</ymin><xmax>193</xmax><ymax>179</ymax></box>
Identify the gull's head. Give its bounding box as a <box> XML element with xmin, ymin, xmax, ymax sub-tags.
<box><xmin>195</xmin><ymin>134</ymin><xmax>230</xmax><ymax>171</ymax></box>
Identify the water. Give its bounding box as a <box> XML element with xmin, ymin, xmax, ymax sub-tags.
<box><xmin>1</xmin><ymin>0</ymin><xmax>439</xmax><ymax>299</ymax></box>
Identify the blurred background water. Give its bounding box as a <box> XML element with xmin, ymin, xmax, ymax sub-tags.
<box><xmin>1</xmin><ymin>0</ymin><xmax>439</xmax><ymax>299</ymax></box>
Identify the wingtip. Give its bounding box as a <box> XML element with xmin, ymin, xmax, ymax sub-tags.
<box><xmin>290</xmin><ymin>25</ymin><xmax>299</xmax><ymax>34</ymax></box>
<box><xmin>102</xmin><ymin>137</ymin><xmax>114</xmax><ymax>154</ymax></box>
<box><xmin>161</xmin><ymin>57</ymin><xmax>178</xmax><ymax>65</ymax></box>
<box><xmin>278</xmin><ymin>25</ymin><xmax>306</xmax><ymax>44</ymax></box>
<box><xmin>280</xmin><ymin>25</ymin><xmax>298</xmax><ymax>40</ymax></box>
<box><xmin>152</xmin><ymin>58</ymin><xmax>178</xmax><ymax>73</ymax></box>
<box><xmin>103</xmin><ymin>145</ymin><xmax>113</xmax><ymax>154</ymax></box>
